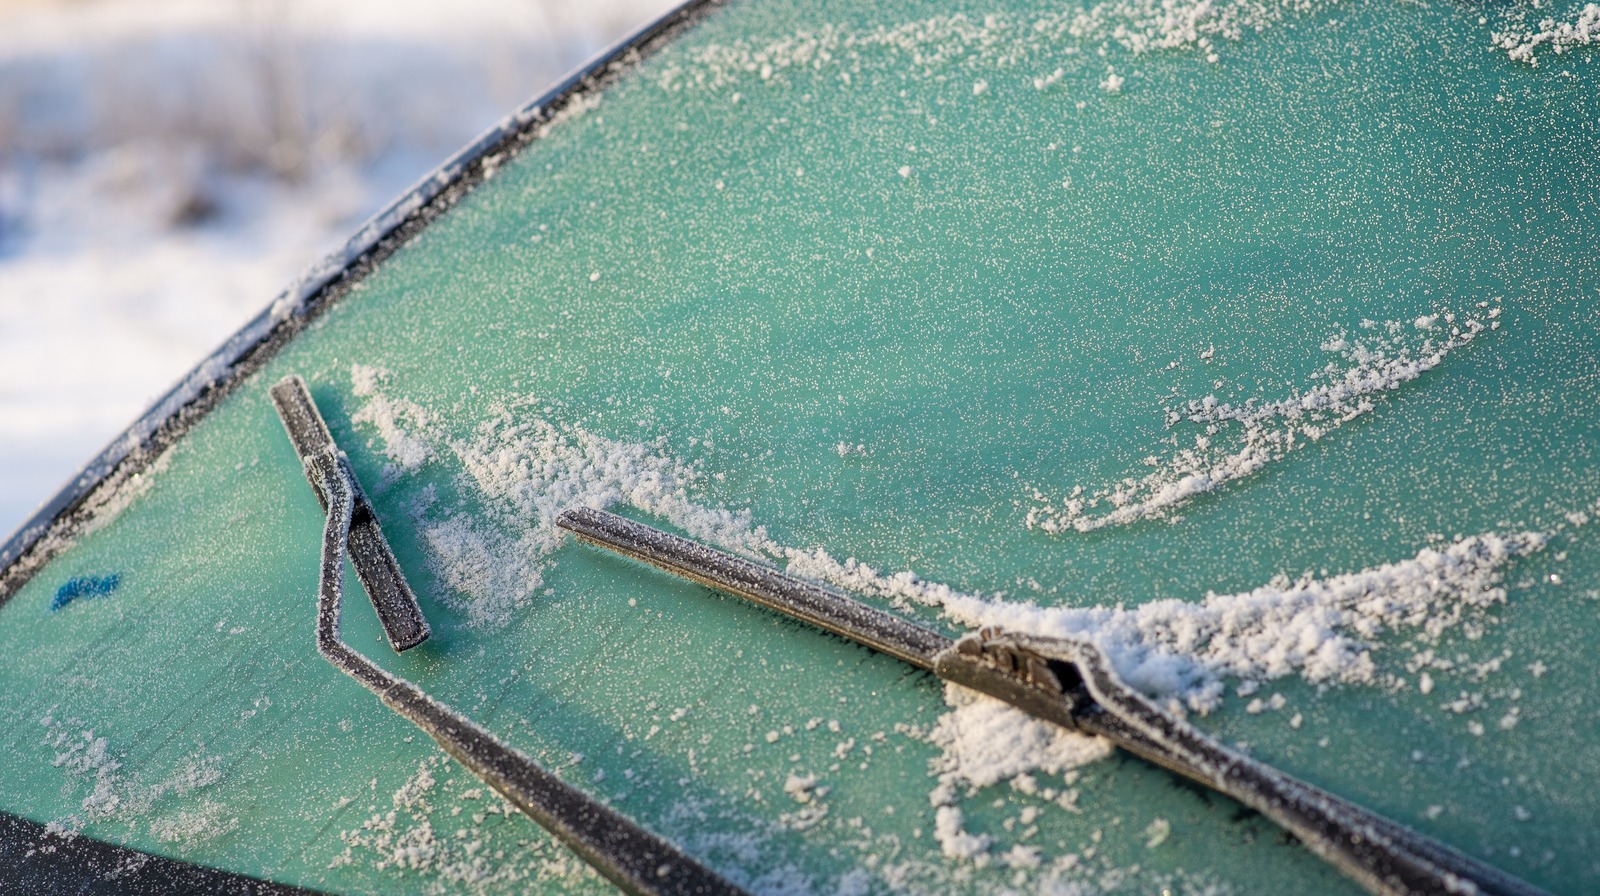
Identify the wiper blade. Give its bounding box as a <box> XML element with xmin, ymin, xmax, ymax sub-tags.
<box><xmin>558</xmin><ymin>505</ymin><xmax>1548</xmax><ymax>896</ymax></box>
<box><xmin>272</xmin><ymin>378</ymin><xmax>430</xmax><ymax>652</ymax></box>
<box><xmin>272</xmin><ymin>377</ymin><xmax>746</xmax><ymax>896</ymax></box>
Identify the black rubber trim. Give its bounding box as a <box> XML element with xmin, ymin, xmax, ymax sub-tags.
<box><xmin>0</xmin><ymin>811</ymin><xmax>325</xmax><ymax>896</ymax></box>
<box><xmin>0</xmin><ymin>0</ymin><xmax>726</xmax><ymax>606</ymax></box>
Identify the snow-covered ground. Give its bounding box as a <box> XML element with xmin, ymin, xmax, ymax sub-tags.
<box><xmin>0</xmin><ymin>0</ymin><xmax>679</xmax><ymax>536</ymax></box>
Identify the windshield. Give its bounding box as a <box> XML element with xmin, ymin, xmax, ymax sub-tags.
<box><xmin>1</xmin><ymin>0</ymin><xmax>1595</xmax><ymax>893</ymax></box>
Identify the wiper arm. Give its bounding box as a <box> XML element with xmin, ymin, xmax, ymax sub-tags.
<box><xmin>272</xmin><ymin>377</ymin><xmax>746</xmax><ymax>896</ymax></box>
<box><xmin>558</xmin><ymin>505</ymin><xmax>1548</xmax><ymax>896</ymax></box>
<box><xmin>271</xmin><ymin>379</ymin><xmax>430</xmax><ymax>652</ymax></box>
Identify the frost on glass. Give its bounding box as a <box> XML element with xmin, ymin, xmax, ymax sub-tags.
<box><xmin>0</xmin><ymin>0</ymin><xmax>1595</xmax><ymax>893</ymax></box>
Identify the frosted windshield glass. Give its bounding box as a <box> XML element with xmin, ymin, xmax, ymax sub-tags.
<box><xmin>1</xmin><ymin>0</ymin><xmax>1595</xmax><ymax>893</ymax></box>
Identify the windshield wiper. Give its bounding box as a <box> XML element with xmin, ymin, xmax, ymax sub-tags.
<box><xmin>272</xmin><ymin>379</ymin><xmax>430</xmax><ymax>653</ymax></box>
<box><xmin>557</xmin><ymin>505</ymin><xmax>1548</xmax><ymax>896</ymax></box>
<box><xmin>272</xmin><ymin>377</ymin><xmax>746</xmax><ymax>896</ymax></box>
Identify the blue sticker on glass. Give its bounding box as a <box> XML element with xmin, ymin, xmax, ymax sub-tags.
<box><xmin>51</xmin><ymin>574</ymin><xmax>121</xmax><ymax>612</ymax></box>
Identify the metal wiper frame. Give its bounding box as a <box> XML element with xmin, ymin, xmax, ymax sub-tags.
<box><xmin>272</xmin><ymin>377</ymin><xmax>745</xmax><ymax>896</ymax></box>
<box><xmin>557</xmin><ymin>505</ymin><xmax>1550</xmax><ymax>896</ymax></box>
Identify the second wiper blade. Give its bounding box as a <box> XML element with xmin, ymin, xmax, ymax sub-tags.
<box><xmin>557</xmin><ymin>504</ymin><xmax>951</xmax><ymax>669</ymax></box>
<box><xmin>557</xmin><ymin>505</ymin><xmax>1547</xmax><ymax>896</ymax></box>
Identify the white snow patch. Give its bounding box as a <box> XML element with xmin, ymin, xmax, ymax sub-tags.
<box><xmin>148</xmin><ymin>799</ymin><xmax>240</xmax><ymax>844</ymax></box>
<box><xmin>788</xmin><ymin>530</ymin><xmax>1545</xmax><ymax>714</ymax></box>
<box><xmin>350</xmin><ymin>365</ymin><xmax>434</xmax><ymax>478</ymax></box>
<box><xmin>654</xmin><ymin>0</ymin><xmax>1339</xmax><ymax>94</ymax></box>
<box><xmin>332</xmin><ymin>753</ymin><xmax>589</xmax><ymax>886</ymax></box>
<box><xmin>933</xmin><ymin>805</ymin><xmax>991</xmax><ymax>861</ymax></box>
<box><xmin>782</xmin><ymin>772</ymin><xmax>821</xmax><ymax>803</ymax></box>
<box><xmin>348</xmin><ymin>384</ymin><xmax>768</xmax><ymax>627</ymax></box>
<box><xmin>1492</xmin><ymin>2</ymin><xmax>1600</xmax><ymax>64</ymax></box>
<box><xmin>1027</xmin><ymin>309</ymin><xmax>1493</xmax><ymax>534</ymax></box>
<box><xmin>929</xmin><ymin>688</ymin><xmax>1113</xmax><ymax>791</ymax></box>
<box><xmin>39</xmin><ymin>712</ymin><xmax>237</xmax><ymax>841</ymax></box>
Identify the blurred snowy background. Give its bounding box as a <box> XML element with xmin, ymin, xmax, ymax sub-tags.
<box><xmin>0</xmin><ymin>0</ymin><xmax>678</xmax><ymax>535</ymax></box>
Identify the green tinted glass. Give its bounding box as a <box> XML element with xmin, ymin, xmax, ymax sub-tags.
<box><xmin>2</xmin><ymin>0</ymin><xmax>1596</xmax><ymax>893</ymax></box>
